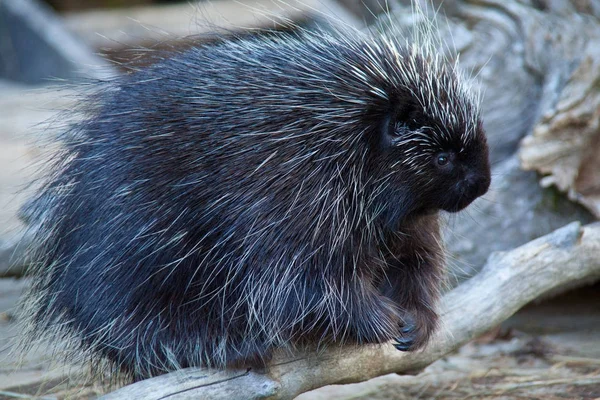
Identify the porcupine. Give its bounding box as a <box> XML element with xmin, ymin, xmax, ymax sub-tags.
<box><xmin>18</xmin><ymin>15</ymin><xmax>491</xmax><ymax>382</ymax></box>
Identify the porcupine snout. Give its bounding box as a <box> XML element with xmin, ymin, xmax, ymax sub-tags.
<box><xmin>450</xmin><ymin>168</ymin><xmax>490</xmax><ymax>212</ymax></box>
<box><xmin>464</xmin><ymin>171</ymin><xmax>490</xmax><ymax>199</ymax></box>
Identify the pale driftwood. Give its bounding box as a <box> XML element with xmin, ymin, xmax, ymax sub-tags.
<box><xmin>512</xmin><ymin>0</ymin><xmax>600</xmax><ymax>218</ymax></box>
<box><xmin>62</xmin><ymin>0</ymin><xmax>360</xmax><ymax>51</ymax></box>
<box><xmin>100</xmin><ymin>221</ymin><xmax>600</xmax><ymax>400</ymax></box>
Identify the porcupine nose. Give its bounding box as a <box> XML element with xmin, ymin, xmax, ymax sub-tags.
<box><xmin>443</xmin><ymin>171</ymin><xmax>490</xmax><ymax>213</ymax></box>
<box><xmin>464</xmin><ymin>172</ymin><xmax>490</xmax><ymax>200</ymax></box>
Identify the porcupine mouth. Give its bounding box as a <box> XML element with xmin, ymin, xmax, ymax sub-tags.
<box><xmin>442</xmin><ymin>175</ymin><xmax>491</xmax><ymax>213</ymax></box>
<box><xmin>442</xmin><ymin>196</ymin><xmax>477</xmax><ymax>213</ymax></box>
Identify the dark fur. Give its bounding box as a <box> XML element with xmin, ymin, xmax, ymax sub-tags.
<box><xmin>21</xmin><ymin>29</ymin><xmax>490</xmax><ymax>380</ymax></box>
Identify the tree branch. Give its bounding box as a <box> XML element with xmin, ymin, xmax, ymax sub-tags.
<box><xmin>100</xmin><ymin>221</ymin><xmax>600</xmax><ymax>400</ymax></box>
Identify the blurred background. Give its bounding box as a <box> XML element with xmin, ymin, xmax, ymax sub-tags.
<box><xmin>0</xmin><ymin>0</ymin><xmax>599</xmax><ymax>398</ymax></box>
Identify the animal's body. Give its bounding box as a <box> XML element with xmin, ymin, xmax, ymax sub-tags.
<box><xmin>20</xmin><ymin>24</ymin><xmax>490</xmax><ymax>380</ymax></box>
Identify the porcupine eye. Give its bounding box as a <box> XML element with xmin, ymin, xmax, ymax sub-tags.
<box><xmin>434</xmin><ymin>152</ymin><xmax>454</xmax><ymax>171</ymax></box>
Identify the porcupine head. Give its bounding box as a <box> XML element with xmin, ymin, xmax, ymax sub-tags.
<box><xmin>17</xmin><ymin>3</ymin><xmax>491</xmax><ymax>382</ymax></box>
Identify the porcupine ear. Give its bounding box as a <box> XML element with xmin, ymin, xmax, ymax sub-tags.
<box><xmin>381</xmin><ymin>95</ymin><xmax>420</xmax><ymax>142</ymax></box>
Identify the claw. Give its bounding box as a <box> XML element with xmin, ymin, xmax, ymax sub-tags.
<box><xmin>394</xmin><ymin>315</ymin><xmax>417</xmax><ymax>351</ymax></box>
<box><xmin>401</xmin><ymin>323</ymin><xmax>415</xmax><ymax>334</ymax></box>
<box><xmin>393</xmin><ymin>342</ymin><xmax>413</xmax><ymax>351</ymax></box>
<box><xmin>394</xmin><ymin>337</ymin><xmax>415</xmax><ymax>350</ymax></box>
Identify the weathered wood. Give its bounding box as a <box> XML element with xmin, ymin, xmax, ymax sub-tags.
<box><xmin>101</xmin><ymin>222</ymin><xmax>600</xmax><ymax>400</ymax></box>
<box><xmin>62</xmin><ymin>0</ymin><xmax>361</xmax><ymax>51</ymax></box>
<box><xmin>507</xmin><ymin>0</ymin><xmax>600</xmax><ymax>219</ymax></box>
<box><xmin>0</xmin><ymin>85</ymin><xmax>77</xmax><ymax>278</ymax></box>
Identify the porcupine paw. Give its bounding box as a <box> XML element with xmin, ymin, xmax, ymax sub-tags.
<box><xmin>393</xmin><ymin>312</ymin><xmax>433</xmax><ymax>352</ymax></box>
<box><xmin>393</xmin><ymin>314</ymin><xmax>418</xmax><ymax>351</ymax></box>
